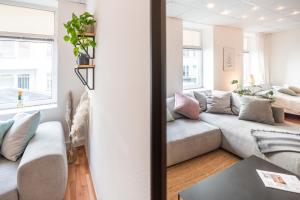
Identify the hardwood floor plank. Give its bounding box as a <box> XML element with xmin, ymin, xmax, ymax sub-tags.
<box><xmin>167</xmin><ymin>150</ymin><xmax>240</xmax><ymax>200</ymax></box>
<box><xmin>64</xmin><ymin>147</ymin><xmax>97</xmax><ymax>200</ymax></box>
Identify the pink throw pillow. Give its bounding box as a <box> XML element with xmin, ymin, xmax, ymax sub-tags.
<box><xmin>174</xmin><ymin>92</ymin><xmax>200</xmax><ymax>120</ymax></box>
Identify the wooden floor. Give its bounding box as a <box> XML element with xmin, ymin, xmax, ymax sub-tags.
<box><xmin>167</xmin><ymin>116</ymin><xmax>300</xmax><ymax>200</ymax></box>
<box><xmin>64</xmin><ymin>116</ymin><xmax>300</xmax><ymax>200</ymax></box>
<box><xmin>167</xmin><ymin>150</ymin><xmax>240</xmax><ymax>200</ymax></box>
<box><xmin>64</xmin><ymin>147</ymin><xmax>97</xmax><ymax>200</ymax></box>
<box><xmin>285</xmin><ymin>114</ymin><xmax>300</xmax><ymax>124</ymax></box>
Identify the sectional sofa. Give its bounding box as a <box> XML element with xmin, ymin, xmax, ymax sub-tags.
<box><xmin>0</xmin><ymin>121</ymin><xmax>67</xmax><ymax>200</ymax></box>
<box><xmin>167</xmin><ymin>90</ymin><xmax>300</xmax><ymax>175</ymax></box>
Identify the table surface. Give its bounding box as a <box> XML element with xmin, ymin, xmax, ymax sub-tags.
<box><xmin>179</xmin><ymin>156</ymin><xmax>300</xmax><ymax>200</ymax></box>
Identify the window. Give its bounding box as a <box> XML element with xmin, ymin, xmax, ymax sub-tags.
<box><xmin>243</xmin><ymin>33</ymin><xmax>266</xmax><ymax>85</ymax></box>
<box><xmin>18</xmin><ymin>74</ymin><xmax>30</xmax><ymax>89</ymax></box>
<box><xmin>183</xmin><ymin>29</ymin><xmax>203</xmax><ymax>89</ymax></box>
<box><xmin>0</xmin><ymin>4</ymin><xmax>56</xmax><ymax>109</ymax></box>
<box><xmin>243</xmin><ymin>35</ymin><xmax>251</xmax><ymax>85</ymax></box>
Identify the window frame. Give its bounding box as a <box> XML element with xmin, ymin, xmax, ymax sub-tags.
<box><xmin>182</xmin><ymin>29</ymin><xmax>203</xmax><ymax>90</ymax></box>
<box><xmin>0</xmin><ymin>2</ymin><xmax>58</xmax><ymax>110</ymax></box>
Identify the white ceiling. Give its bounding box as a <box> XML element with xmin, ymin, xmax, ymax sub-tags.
<box><xmin>167</xmin><ymin>0</ymin><xmax>300</xmax><ymax>33</ymax></box>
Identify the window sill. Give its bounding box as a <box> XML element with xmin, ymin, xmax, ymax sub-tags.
<box><xmin>0</xmin><ymin>104</ymin><xmax>57</xmax><ymax>116</ymax></box>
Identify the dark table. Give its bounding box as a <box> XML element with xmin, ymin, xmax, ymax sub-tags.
<box><xmin>179</xmin><ymin>156</ymin><xmax>300</xmax><ymax>200</ymax></box>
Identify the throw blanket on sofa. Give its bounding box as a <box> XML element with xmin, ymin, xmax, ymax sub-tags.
<box><xmin>251</xmin><ymin>129</ymin><xmax>300</xmax><ymax>153</ymax></box>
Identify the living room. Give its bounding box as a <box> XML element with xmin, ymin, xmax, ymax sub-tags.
<box><xmin>166</xmin><ymin>0</ymin><xmax>300</xmax><ymax>200</ymax></box>
<box><xmin>0</xmin><ymin>0</ymin><xmax>300</xmax><ymax>200</ymax></box>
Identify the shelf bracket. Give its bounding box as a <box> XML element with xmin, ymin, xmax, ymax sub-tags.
<box><xmin>74</xmin><ymin>66</ymin><xmax>95</xmax><ymax>90</ymax></box>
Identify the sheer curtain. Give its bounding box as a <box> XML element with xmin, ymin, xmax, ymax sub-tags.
<box><xmin>245</xmin><ymin>33</ymin><xmax>269</xmax><ymax>85</ymax></box>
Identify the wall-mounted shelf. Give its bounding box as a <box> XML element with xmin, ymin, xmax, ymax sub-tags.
<box><xmin>74</xmin><ymin>65</ymin><xmax>95</xmax><ymax>90</ymax></box>
<box><xmin>76</xmin><ymin>64</ymin><xmax>95</xmax><ymax>68</ymax></box>
<box><xmin>78</xmin><ymin>32</ymin><xmax>96</xmax><ymax>37</ymax></box>
<box><xmin>74</xmin><ymin>32</ymin><xmax>96</xmax><ymax>90</ymax></box>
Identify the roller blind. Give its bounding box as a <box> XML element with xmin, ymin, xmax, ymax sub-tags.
<box><xmin>183</xmin><ymin>30</ymin><xmax>202</xmax><ymax>48</ymax></box>
<box><xmin>0</xmin><ymin>4</ymin><xmax>55</xmax><ymax>36</ymax></box>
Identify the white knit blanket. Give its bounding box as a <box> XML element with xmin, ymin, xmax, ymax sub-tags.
<box><xmin>251</xmin><ymin>129</ymin><xmax>300</xmax><ymax>153</ymax></box>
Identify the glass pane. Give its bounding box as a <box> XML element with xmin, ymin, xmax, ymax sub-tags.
<box><xmin>0</xmin><ymin>38</ymin><xmax>53</xmax><ymax>105</ymax></box>
<box><xmin>0</xmin><ymin>4</ymin><xmax>55</xmax><ymax>36</ymax></box>
<box><xmin>183</xmin><ymin>30</ymin><xmax>201</xmax><ymax>47</ymax></box>
<box><xmin>243</xmin><ymin>53</ymin><xmax>251</xmax><ymax>85</ymax></box>
<box><xmin>183</xmin><ymin>48</ymin><xmax>202</xmax><ymax>89</ymax></box>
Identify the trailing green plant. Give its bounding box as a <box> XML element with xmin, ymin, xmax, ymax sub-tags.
<box><xmin>63</xmin><ymin>12</ymin><xmax>96</xmax><ymax>57</ymax></box>
<box><xmin>231</xmin><ymin>79</ymin><xmax>240</xmax><ymax>90</ymax></box>
<box><xmin>236</xmin><ymin>88</ymin><xmax>252</xmax><ymax>96</ymax></box>
<box><xmin>260</xmin><ymin>90</ymin><xmax>276</xmax><ymax>102</ymax></box>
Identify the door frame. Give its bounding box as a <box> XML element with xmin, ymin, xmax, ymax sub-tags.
<box><xmin>151</xmin><ymin>0</ymin><xmax>166</xmax><ymax>200</ymax></box>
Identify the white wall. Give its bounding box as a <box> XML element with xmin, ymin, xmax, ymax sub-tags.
<box><xmin>0</xmin><ymin>0</ymin><xmax>85</xmax><ymax>137</ymax></box>
<box><xmin>165</xmin><ymin>21</ymin><xmax>243</xmax><ymax>93</ymax></box>
<box><xmin>213</xmin><ymin>26</ymin><xmax>243</xmax><ymax>91</ymax></box>
<box><xmin>86</xmin><ymin>0</ymin><xmax>151</xmax><ymax>200</ymax></box>
<box><xmin>166</xmin><ymin>17</ymin><xmax>183</xmax><ymax>97</ymax></box>
<box><xmin>266</xmin><ymin>28</ymin><xmax>300</xmax><ymax>87</ymax></box>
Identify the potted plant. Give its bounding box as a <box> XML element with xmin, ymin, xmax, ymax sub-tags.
<box><xmin>63</xmin><ymin>12</ymin><xmax>96</xmax><ymax>65</ymax></box>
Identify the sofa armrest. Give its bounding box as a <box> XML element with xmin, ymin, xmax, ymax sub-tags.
<box><xmin>17</xmin><ymin>121</ymin><xmax>68</xmax><ymax>200</ymax></box>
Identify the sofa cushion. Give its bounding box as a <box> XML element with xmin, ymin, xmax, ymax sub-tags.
<box><xmin>167</xmin><ymin>97</ymin><xmax>183</xmax><ymax>119</ymax></box>
<box><xmin>167</xmin><ymin>119</ymin><xmax>221</xmax><ymax>166</ymax></box>
<box><xmin>1</xmin><ymin>112</ymin><xmax>41</xmax><ymax>161</ymax></box>
<box><xmin>206</xmin><ymin>91</ymin><xmax>233</xmax><ymax>114</ymax></box>
<box><xmin>174</xmin><ymin>92</ymin><xmax>200</xmax><ymax>120</ymax></box>
<box><xmin>0</xmin><ymin>156</ymin><xmax>19</xmax><ymax>200</ymax></box>
<box><xmin>272</xmin><ymin>107</ymin><xmax>285</xmax><ymax>123</ymax></box>
<box><xmin>193</xmin><ymin>90</ymin><xmax>211</xmax><ymax>111</ymax></box>
<box><xmin>231</xmin><ymin>92</ymin><xmax>241</xmax><ymax>115</ymax></box>
<box><xmin>288</xmin><ymin>86</ymin><xmax>300</xmax><ymax>94</ymax></box>
<box><xmin>199</xmin><ymin>112</ymin><xmax>300</xmax><ymax>175</ymax></box>
<box><xmin>0</xmin><ymin>120</ymin><xmax>14</xmax><ymax>147</ymax></box>
<box><xmin>278</xmin><ymin>88</ymin><xmax>298</xmax><ymax>96</ymax></box>
<box><xmin>166</xmin><ymin>108</ymin><xmax>175</xmax><ymax>122</ymax></box>
<box><xmin>239</xmin><ymin>96</ymin><xmax>275</xmax><ymax>125</ymax></box>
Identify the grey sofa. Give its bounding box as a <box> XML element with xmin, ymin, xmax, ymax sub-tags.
<box><xmin>167</xmin><ymin>91</ymin><xmax>300</xmax><ymax>175</ymax></box>
<box><xmin>0</xmin><ymin>121</ymin><xmax>68</xmax><ymax>200</ymax></box>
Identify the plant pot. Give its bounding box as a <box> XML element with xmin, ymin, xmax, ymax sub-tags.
<box><xmin>85</xmin><ymin>24</ymin><xmax>94</xmax><ymax>33</ymax></box>
<box><xmin>77</xmin><ymin>53</ymin><xmax>90</xmax><ymax>65</ymax></box>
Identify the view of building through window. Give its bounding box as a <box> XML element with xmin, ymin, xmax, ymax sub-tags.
<box><xmin>183</xmin><ymin>48</ymin><xmax>202</xmax><ymax>89</ymax></box>
<box><xmin>0</xmin><ymin>38</ymin><xmax>54</xmax><ymax>106</ymax></box>
<box><xmin>182</xmin><ymin>29</ymin><xmax>202</xmax><ymax>89</ymax></box>
<box><xmin>0</xmin><ymin>4</ymin><xmax>55</xmax><ymax>109</ymax></box>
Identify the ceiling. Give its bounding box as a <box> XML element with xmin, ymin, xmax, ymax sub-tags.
<box><xmin>167</xmin><ymin>0</ymin><xmax>300</xmax><ymax>33</ymax></box>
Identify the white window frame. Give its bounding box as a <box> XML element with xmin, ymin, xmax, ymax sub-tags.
<box><xmin>183</xmin><ymin>29</ymin><xmax>203</xmax><ymax>90</ymax></box>
<box><xmin>0</xmin><ymin>2</ymin><xmax>58</xmax><ymax>110</ymax></box>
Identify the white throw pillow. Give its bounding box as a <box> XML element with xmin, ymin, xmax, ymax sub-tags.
<box><xmin>1</xmin><ymin>112</ymin><xmax>40</xmax><ymax>161</ymax></box>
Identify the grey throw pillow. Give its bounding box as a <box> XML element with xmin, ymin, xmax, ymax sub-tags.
<box><xmin>272</xmin><ymin>107</ymin><xmax>285</xmax><ymax>123</ymax></box>
<box><xmin>166</xmin><ymin>97</ymin><xmax>182</xmax><ymax>119</ymax></box>
<box><xmin>231</xmin><ymin>92</ymin><xmax>241</xmax><ymax>115</ymax></box>
<box><xmin>166</xmin><ymin>108</ymin><xmax>175</xmax><ymax>122</ymax></box>
<box><xmin>206</xmin><ymin>91</ymin><xmax>233</xmax><ymax>114</ymax></box>
<box><xmin>1</xmin><ymin>112</ymin><xmax>41</xmax><ymax>161</ymax></box>
<box><xmin>278</xmin><ymin>88</ymin><xmax>298</xmax><ymax>96</ymax></box>
<box><xmin>239</xmin><ymin>97</ymin><xmax>275</xmax><ymax>125</ymax></box>
<box><xmin>193</xmin><ymin>91</ymin><xmax>207</xmax><ymax>111</ymax></box>
<box><xmin>0</xmin><ymin>120</ymin><xmax>14</xmax><ymax>147</ymax></box>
